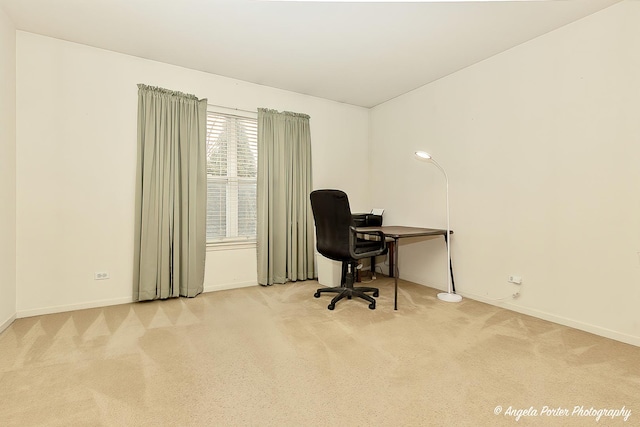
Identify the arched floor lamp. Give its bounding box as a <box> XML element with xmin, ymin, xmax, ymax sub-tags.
<box><xmin>414</xmin><ymin>151</ymin><xmax>462</xmax><ymax>303</ymax></box>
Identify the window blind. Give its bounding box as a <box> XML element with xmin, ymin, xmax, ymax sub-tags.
<box><xmin>206</xmin><ymin>111</ymin><xmax>258</xmax><ymax>242</ymax></box>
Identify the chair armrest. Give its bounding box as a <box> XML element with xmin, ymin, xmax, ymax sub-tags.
<box><xmin>349</xmin><ymin>226</ymin><xmax>387</xmax><ymax>259</ymax></box>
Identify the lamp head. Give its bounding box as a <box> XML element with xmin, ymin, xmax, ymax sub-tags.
<box><xmin>414</xmin><ymin>151</ymin><xmax>432</xmax><ymax>161</ymax></box>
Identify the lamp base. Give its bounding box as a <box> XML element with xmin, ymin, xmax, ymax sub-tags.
<box><xmin>437</xmin><ymin>292</ymin><xmax>462</xmax><ymax>303</ymax></box>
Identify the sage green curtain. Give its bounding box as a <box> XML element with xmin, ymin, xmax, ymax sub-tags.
<box><xmin>257</xmin><ymin>108</ymin><xmax>315</xmax><ymax>285</ymax></box>
<box><xmin>133</xmin><ymin>84</ymin><xmax>207</xmax><ymax>301</ymax></box>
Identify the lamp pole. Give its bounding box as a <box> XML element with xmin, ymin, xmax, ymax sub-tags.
<box><xmin>414</xmin><ymin>151</ymin><xmax>461</xmax><ymax>302</ymax></box>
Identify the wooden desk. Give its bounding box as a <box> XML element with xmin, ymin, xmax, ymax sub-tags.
<box><xmin>357</xmin><ymin>226</ymin><xmax>455</xmax><ymax>310</ymax></box>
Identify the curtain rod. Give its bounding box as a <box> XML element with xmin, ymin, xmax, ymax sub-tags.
<box><xmin>207</xmin><ymin>103</ymin><xmax>257</xmax><ymax>115</ymax></box>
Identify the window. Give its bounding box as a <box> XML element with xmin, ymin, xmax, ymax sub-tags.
<box><xmin>206</xmin><ymin>109</ymin><xmax>258</xmax><ymax>243</ymax></box>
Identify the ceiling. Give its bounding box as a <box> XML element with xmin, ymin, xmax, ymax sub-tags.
<box><xmin>0</xmin><ymin>0</ymin><xmax>621</xmax><ymax>108</ymax></box>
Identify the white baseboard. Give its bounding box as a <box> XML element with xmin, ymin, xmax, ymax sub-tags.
<box><xmin>204</xmin><ymin>281</ymin><xmax>258</xmax><ymax>293</ymax></box>
<box><xmin>0</xmin><ymin>313</ymin><xmax>17</xmax><ymax>335</ymax></box>
<box><xmin>463</xmin><ymin>292</ymin><xmax>640</xmax><ymax>347</ymax></box>
<box><xmin>401</xmin><ymin>275</ymin><xmax>640</xmax><ymax>347</ymax></box>
<box><xmin>17</xmin><ymin>297</ymin><xmax>134</xmax><ymax>319</ymax></box>
<box><xmin>13</xmin><ymin>282</ymin><xmax>258</xmax><ymax>319</ymax></box>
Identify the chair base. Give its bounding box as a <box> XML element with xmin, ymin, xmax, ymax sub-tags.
<box><xmin>314</xmin><ymin>261</ymin><xmax>379</xmax><ymax>310</ymax></box>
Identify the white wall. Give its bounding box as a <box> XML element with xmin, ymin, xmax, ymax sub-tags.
<box><xmin>0</xmin><ymin>8</ymin><xmax>16</xmax><ymax>332</ymax></box>
<box><xmin>15</xmin><ymin>32</ymin><xmax>371</xmax><ymax>316</ymax></box>
<box><xmin>370</xmin><ymin>1</ymin><xmax>640</xmax><ymax>346</ymax></box>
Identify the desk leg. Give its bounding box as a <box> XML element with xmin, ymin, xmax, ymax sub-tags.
<box><xmin>443</xmin><ymin>234</ymin><xmax>456</xmax><ymax>293</ymax></box>
<box><xmin>394</xmin><ymin>238</ymin><xmax>399</xmax><ymax>310</ymax></box>
<box><xmin>388</xmin><ymin>241</ymin><xmax>395</xmax><ymax>278</ymax></box>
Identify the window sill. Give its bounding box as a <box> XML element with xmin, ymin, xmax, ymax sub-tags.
<box><xmin>206</xmin><ymin>240</ymin><xmax>257</xmax><ymax>252</ymax></box>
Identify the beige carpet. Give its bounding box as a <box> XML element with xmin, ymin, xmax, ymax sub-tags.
<box><xmin>1</xmin><ymin>277</ymin><xmax>638</xmax><ymax>426</ymax></box>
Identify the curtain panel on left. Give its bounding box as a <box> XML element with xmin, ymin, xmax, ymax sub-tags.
<box><xmin>133</xmin><ymin>84</ymin><xmax>208</xmax><ymax>301</ymax></box>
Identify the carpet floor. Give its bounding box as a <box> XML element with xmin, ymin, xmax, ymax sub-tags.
<box><xmin>1</xmin><ymin>277</ymin><xmax>638</xmax><ymax>426</ymax></box>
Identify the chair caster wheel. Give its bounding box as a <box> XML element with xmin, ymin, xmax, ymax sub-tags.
<box><xmin>328</xmin><ymin>304</ymin><xmax>335</xmax><ymax>310</ymax></box>
<box><xmin>369</xmin><ymin>303</ymin><xmax>376</xmax><ymax>310</ymax></box>
<box><xmin>347</xmin><ymin>295</ymin><xmax>352</xmax><ymax>299</ymax></box>
<box><xmin>373</xmin><ymin>291</ymin><xmax>379</xmax><ymax>297</ymax></box>
<box><xmin>314</xmin><ymin>292</ymin><xmax>320</xmax><ymax>298</ymax></box>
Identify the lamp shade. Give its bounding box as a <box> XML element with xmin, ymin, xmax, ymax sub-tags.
<box><xmin>414</xmin><ymin>151</ymin><xmax>432</xmax><ymax>161</ymax></box>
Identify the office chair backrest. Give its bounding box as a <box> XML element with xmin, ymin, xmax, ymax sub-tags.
<box><xmin>310</xmin><ymin>189</ymin><xmax>354</xmax><ymax>262</ymax></box>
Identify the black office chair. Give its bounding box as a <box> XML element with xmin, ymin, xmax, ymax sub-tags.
<box><xmin>310</xmin><ymin>189</ymin><xmax>387</xmax><ymax>310</ymax></box>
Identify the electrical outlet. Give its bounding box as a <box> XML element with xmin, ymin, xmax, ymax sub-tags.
<box><xmin>508</xmin><ymin>275</ymin><xmax>522</xmax><ymax>285</ymax></box>
<box><xmin>94</xmin><ymin>272</ymin><xmax>110</xmax><ymax>280</ymax></box>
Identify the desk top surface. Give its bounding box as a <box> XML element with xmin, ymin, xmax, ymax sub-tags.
<box><xmin>357</xmin><ymin>225</ymin><xmax>452</xmax><ymax>239</ymax></box>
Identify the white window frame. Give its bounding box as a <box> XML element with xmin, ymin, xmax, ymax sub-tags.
<box><xmin>206</xmin><ymin>106</ymin><xmax>258</xmax><ymax>249</ymax></box>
